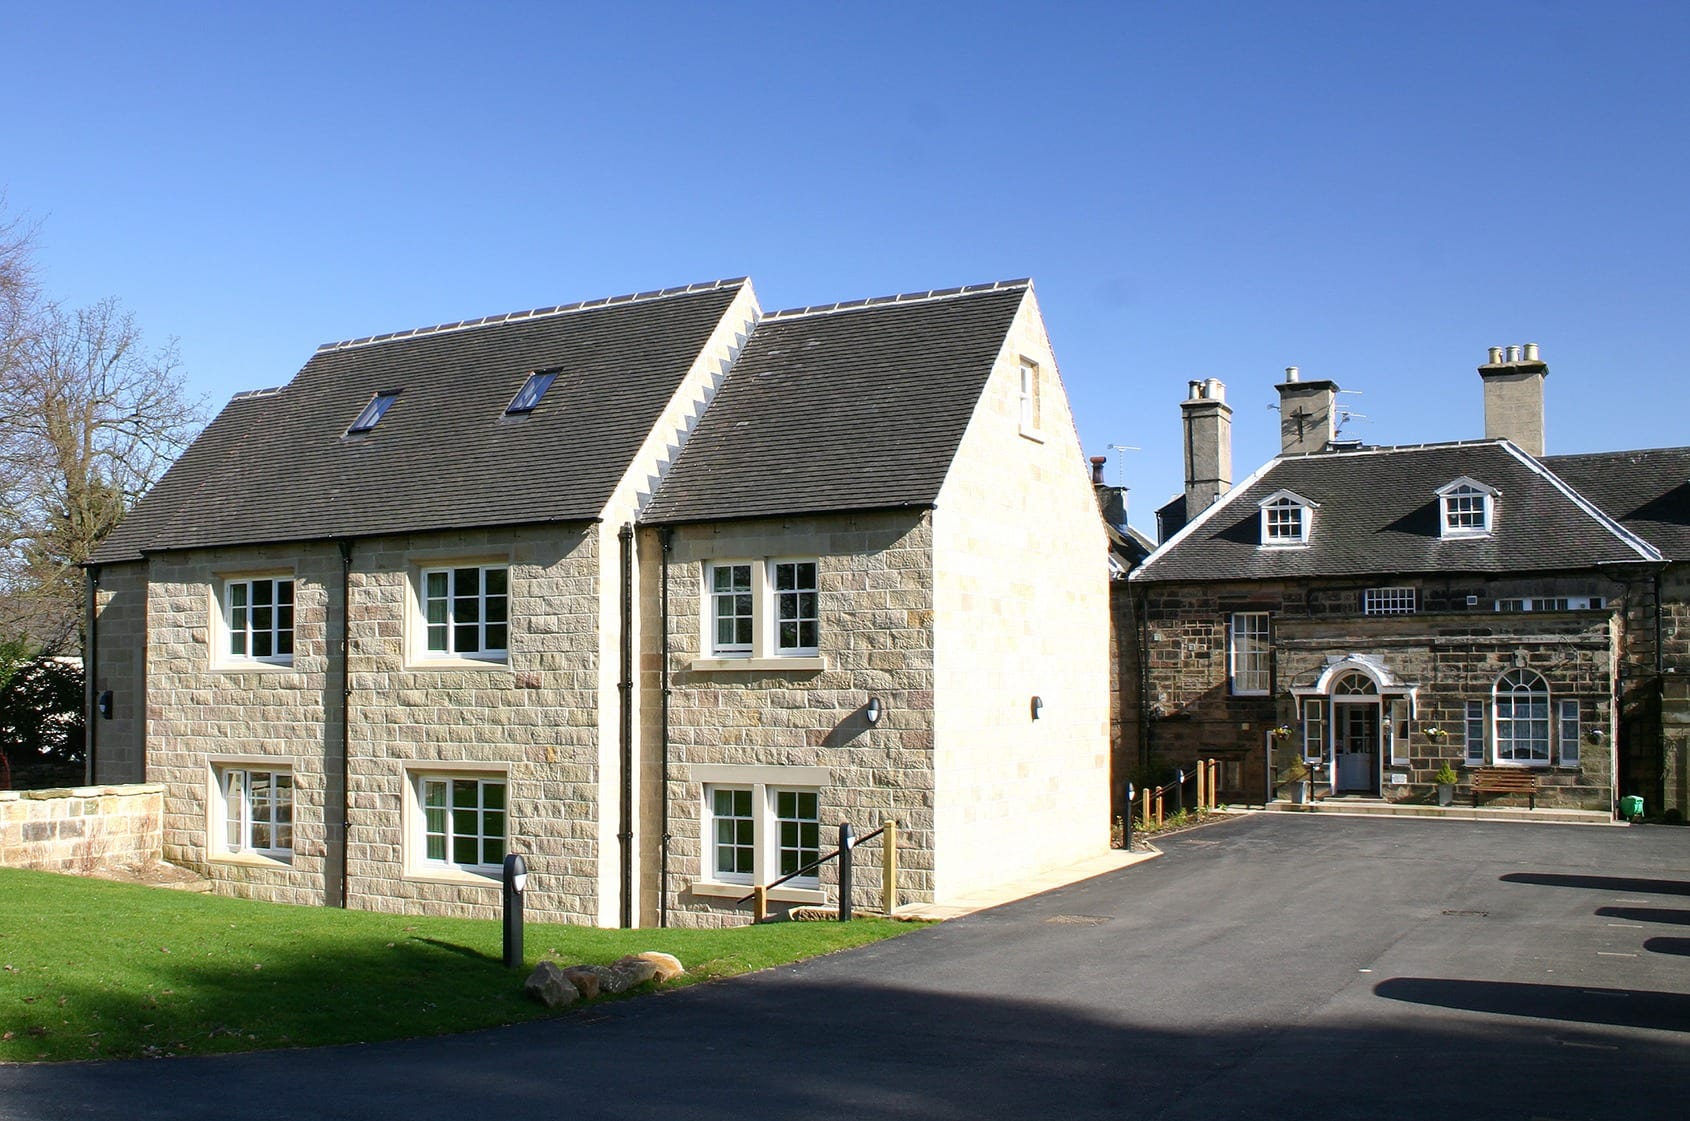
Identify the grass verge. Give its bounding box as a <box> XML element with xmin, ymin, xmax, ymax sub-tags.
<box><xmin>0</xmin><ymin>867</ymin><xmax>921</xmax><ymax>1062</ymax></box>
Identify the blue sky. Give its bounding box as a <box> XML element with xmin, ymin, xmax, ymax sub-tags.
<box><xmin>5</xmin><ymin>1</ymin><xmax>1687</xmax><ymax>531</ymax></box>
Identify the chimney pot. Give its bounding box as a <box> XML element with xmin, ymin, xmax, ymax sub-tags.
<box><xmin>1523</xmin><ymin>342</ymin><xmax>1539</xmax><ymax>362</ymax></box>
<box><xmin>1285</xmin><ymin>366</ymin><xmax>1299</xmax><ymax>382</ymax></box>
<box><xmin>1089</xmin><ymin>455</ymin><xmax>1107</xmax><ymax>485</ymax></box>
<box><xmin>1488</xmin><ymin>346</ymin><xmax>1503</xmax><ymax>364</ymax></box>
<box><xmin>1506</xmin><ymin>345</ymin><xmax>1521</xmax><ymax>362</ymax></box>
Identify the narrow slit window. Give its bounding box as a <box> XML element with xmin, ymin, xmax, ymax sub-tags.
<box><xmin>348</xmin><ymin>390</ymin><xmax>400</xmax><ymax>434</ymax></box>
<box><xmin>506</xmin><ymin>371</ymin><xmax>558</xmax><ymax>415</ymax></box>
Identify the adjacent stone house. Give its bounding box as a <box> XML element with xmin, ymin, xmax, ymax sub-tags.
<box><xmin>86</xmin><ymin>278</ymin><xmax>1110</xmax><ymax>926</ymax></box>
<box><xmin>1129</xmin><ymin>347</ymin><xmax>1687</xmax><ymax>816</ymax></box>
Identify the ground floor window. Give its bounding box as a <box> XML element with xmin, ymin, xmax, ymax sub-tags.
<box><xmin>219</xmin><ymin>767</ymin><xmax>293</xmax><ymax>857</ymax></box>
<box><xmin>418</xmin><ymin>774</ymin><xmax>507</xmax><ymax>873</ymax></box>
<box><xmin>703</xmin><ymin>782</ymin><xmax>822</xmax><ymax>888</ymax></box>
<box><xmin>1494</xmin><ymin>669</ymin><xmax>1551</xmax><ymax>764</ymax></box>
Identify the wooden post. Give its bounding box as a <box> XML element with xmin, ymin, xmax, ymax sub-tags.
<box><xmin>881</xmin><ymin>820</ymin><xmax>898</xmax><ymax>916</ymax></box>
<box><xmin>1196</xmin><ymin>761</ymin><xmax>1208</xmax><ymax>810</ymax></box>
<box><xmin>1141</xmin><ymin>784</ymin><xmax>1152</xmax><ymax>827</ymax></box>
<box><xmin>1208</xmin><ymin>758</ymin><xmax>1219</xmax><ymax>806</ymax></box>
<box><xmin>1153</xmin><ymin>787</ymin><xmax>1164</xmax><ymax>827</ymax></box>
<box><xmin>753</xmin><ymin>885</ymin><xmax>768</xmax><ymax>924</ymax></box>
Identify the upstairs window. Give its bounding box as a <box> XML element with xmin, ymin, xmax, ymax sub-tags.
<box><xmin>1258</xmin><ymin>490</ymin><xmax>1316</xmax><ymax>547</ymax></box>
<box><xmin>1363</xmin><ymin>587</ymin><xmax>1417</xmax><ymax>615</ymax></box>
<box><xmin>1018</xmin><ymin>359</ymin><xmax>1042</xmax><ymax>435</ymax></box>
<box><xmin>704</xmin><ymin>559</ymin><xmax>823</xmax><ymax>662</ymax></box>
<box><xmin>505</xmin><ymin>370</ymin><xmax>558</xmax><ymax>415</ymax></box>
<box><xmin>225</xmin><ymin>577</ymin><xmax>295</xmax><ymax>663</ymax></box>
<box><xmin>422</xmin><ymin>565</ymin><xmax>509</xmax><ymax>660</ymax></box>
<box><xmin>1494</xmin><ymin>596</ymin><xmax>1605</xmax><ymax>612</ymax></box>
<box><xmin>1436</xmin><ymin>477</ymin><xmax>1497</xmax><ymax>538</ymax></box>
<box><xmin>348</xmin><ymin>390</ymin><xmax>400</xmax><ymax>434</ymax></box>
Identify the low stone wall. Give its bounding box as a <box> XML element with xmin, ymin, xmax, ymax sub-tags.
<box><xmin>0</xmin><ymin>784</ymin><xmax>164</xmax><ymax>875</ymax></box>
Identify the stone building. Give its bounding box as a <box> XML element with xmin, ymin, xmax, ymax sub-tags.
<box><xmin>1129</xmin><ymin>347</ymin><xmax>1688</xmax><ymax>816</ymax></box>
<box><xmin>85</xmin><ymin>278</ymin><xmax>1111</xmax><ymax>926</ymax></box>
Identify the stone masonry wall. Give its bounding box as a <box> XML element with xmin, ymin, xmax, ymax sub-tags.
<box><xmin>1136</xmin><ymin>574</ymin><xmax>1624</xmax><ymax>810</ymax></box>
<box><xmin>655</xmin><ymin>510</ymin><xmax>936</xmax><ymax>927</ymax></box>
<box><xmin>90</xmin><ymin>561</ymin><xmax>148</xmax><ymax>784</ymax></box>
<box><xmin>0</xmin><ymin>784</ymin><xmax>163</xmax><ymax>875</ymax></box>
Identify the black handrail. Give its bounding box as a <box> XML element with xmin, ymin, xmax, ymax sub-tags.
<box><xmin>735</xmin><ymin>822</ymin><xmax>889</xmax><ymax>905</ymax></box>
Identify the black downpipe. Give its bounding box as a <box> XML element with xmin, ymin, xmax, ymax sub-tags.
<box><xmin>658</xmin><ymin>527</ymin><xmax>674</xmax><ymax>927</ymax></box>
<box><xmin>84</xmin><ymin>566</ymin><xmax>100</xmax><ymax>786</ymax></box>
<box><xmin>617</xmin><ymin>524</ymin><xmax>635</xmax><ymax>928</ymax></box>
<box><xmin>337</xmin><ymin>539</ymin><xmax>353</xmax><ymax>909</ymax></box>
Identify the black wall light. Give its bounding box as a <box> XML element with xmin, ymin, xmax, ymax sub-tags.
<box><xmin>1031</xmin><ymin>695</ymin><xmax>1044</xmax><ymax>720</ymax></box>
<box><xmin>866</xmin><ymin>697</ymin><xmax>883</xmax><ymax>725</ymax></box>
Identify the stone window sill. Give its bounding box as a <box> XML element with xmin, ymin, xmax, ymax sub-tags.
<box><xmin>689</xmin><ymin>656</ymin><xmax>826</xmax><ymax>673</ymax></box>
<box><xmin>690</xmin><ymin>879</ymin><xmax>824</xmax><ymax>905</ymax></box>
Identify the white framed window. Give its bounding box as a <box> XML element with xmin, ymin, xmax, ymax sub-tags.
<box><xmin>421</xmin><ymin>565</ymin><xmax>508</xmax><ymax>660</ymax></box>
<box><xmin>1363</xmin><ymin>587</ymin><xmax>1416</xmax><ymax>615</ymax></box>
<box><xmin>218</xmin><ymin>767</ymin><xmax>293</xmax><ymax>858</ymax></box>
<box><xmin>702</xmin><ymin>559</ymin><xmax>822</xmax><ymax>664</ymax></box>
<box><xmin>1436</xmin><ymin>477</ymin><xmax>1497</xmax><ymax>538</ymax></box>
<box><xmin>1494</xmin><ymin>596</ymin><xmax>1605</xmax><ymax>612</ymax></box>
<box><xmin>1229</xmin><ymin>612</ymin><xmax>1270</xmax><ymax>695</ymax></box>
<box><xmin>1465</xmin><ymin>700</ymin><xmax>1486</xmax><ymax>764</ymax></box>
<box><xmin>702</xmin><ymin>781</ymin><xmax>823</xmax><ymax>891</ymax></box>
<box><xmin>1301</xmin><ymin>697</ymin><xmax>1326</xmax><ymax>761</ymax></box>
<box><xmin>223</xmin><ymin>576</ymin><xmax>295</xmax><ymax>664</ymax></box>
<box><xmin>1018</xmin><ymin>358</ymin><xmax>1042</xmax><ymax>435</ymax></box>
<box><xmin>1558</xmin><ymin>699</ymin><xmax>1581</xmax><ymax>767</ymax></box>
<box><xmin>1494</xmin><ymin>668</ymin><xmax>1550</xmax><ymax>765</ymax></box>
<box><xmin>416</xmin><ymin>773</ymin><xmax>507</xmax><ymax>874</ymax></box>
<box><xmin>1388</xmin><ymin>698</ymin><xmax>1410</xmax><ymax>765</ymax></box>
<box><xmin>1257</xmin><ymin>490</ymin><xmax>1316</xmax><ymax>547</ymax></box>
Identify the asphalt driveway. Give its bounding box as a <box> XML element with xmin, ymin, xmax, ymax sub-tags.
<box><xmin>3</xmin><ymin>813</ymin><xmax>1686</xmax><ymax>1120</ymax></box>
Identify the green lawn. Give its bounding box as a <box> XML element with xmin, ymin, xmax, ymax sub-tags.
<box><xmin>0</xmin><ymin>868</ymin><xmax>920</xmax><ymax>1062</ymax></box>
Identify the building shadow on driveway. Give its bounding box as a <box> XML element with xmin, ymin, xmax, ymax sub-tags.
<box><xmin>1499</xmin><ymin>872</ymin><xmax>1690</xmax><ymax>895</ymax></box>
<box><xmin>1644</xmin><ymin>937</ymin><xmax>1690</xmax><ymax>958</ymax></box>
<box><xmin>1375</xmin><ymin>977</ymin><xmax>1690</xmax><ymax>1032</ymax></box>
<box><xmin>1596</xmin><ymin>905</ymin><xmax>1690</xmax><ymax>926</ymax></box>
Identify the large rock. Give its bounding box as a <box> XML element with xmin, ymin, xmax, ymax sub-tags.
<box><xmin>523</xmin><ymin>961</ymin><xmax>581</xmax><ymax>1008</ymax></box>
<box><xmin>561</xmin><ymin>965</ymin><xmax>602</xmax><ymax>1000</ymax></box>
<box><xmin>597</xmin><ymin>960</ymin><xmax>654</xmax><ymax>994</ymax></box>
<box><xmin>627</xmin><ymin>951</ymin><xmax>685</xmax><ymax>982</ymax></box>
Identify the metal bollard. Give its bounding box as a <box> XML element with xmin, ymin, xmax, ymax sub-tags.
<box><xmin>502</xmin><ymin>853</ymin><xmax>528</xmax><ymax>969</ymax></box>
<box><xmin>838</xmin><ymin>821</ymin><xmax>855</xmax><ymax>922</ymax></box>
<box><xmin>1175</xmin><ymin>769</ymin><xmax>1185</xmax><ymax>814</ymax></box>
<box><xmin>1124</xmin><ymin>784</ymin><xmax>1135</xmax><ymax>850</ymax></box>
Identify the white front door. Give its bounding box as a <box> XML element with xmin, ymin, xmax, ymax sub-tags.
<box><xmin>1334</xmin><ymin>702</ymin><xmax>1379</xmax><ymax>794</ymax></box>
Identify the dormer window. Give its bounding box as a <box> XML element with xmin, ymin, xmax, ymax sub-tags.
<box><xmin>1258</xmin><ymin>489</ymin><xmax>1316</xmax><ymax>547</ymax></box>
<box><xmin>348</xmin><ymin>390</ymin><xmax>399</xmax><ymax>434</ymax></box>
<box><xmin>505</xmin><ymin>370</ymin><xmax>558</xmax><ymax>416</ymax></box>
<box><xmin>1436</xmin><ymin>477</ymin><xmax>1497</xmax><ymax>538</ymax></box>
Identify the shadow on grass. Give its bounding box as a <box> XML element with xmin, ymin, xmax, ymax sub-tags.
<box><xmin>413</xmin><ymin>937</ymin><xmax>499</xmax><ymax>963</ymax></box>
<box><xmin>1499</xmin><ymin>872</ymin><xmax>1690</xmax><ymax>896</ymax></box>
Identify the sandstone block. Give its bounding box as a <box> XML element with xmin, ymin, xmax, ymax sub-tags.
<box><xmin>523</xmin><ymin>961</ymin><xmax>581</xmax><ymax>1008</ymax></box>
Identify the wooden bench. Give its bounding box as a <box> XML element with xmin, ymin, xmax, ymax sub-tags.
<box><xmin>1472</xmin><ymin>767</ymin><xmax>1539</xmax><ymax>809</ymax></box>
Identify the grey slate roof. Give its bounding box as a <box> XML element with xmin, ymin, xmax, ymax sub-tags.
<box><xmin>93</xmin><ymin>281</ymin><xmax>748</xmax><ymax>563</ymax></box>
<box><xmin>1542</xmin><ymin>446</ymin><xmax>1690</xmax><ymax>561</ymax></box>
<box><xmin>1132</xmin><ymin>440</ymin><xmax>1659</xmax><ymax>583</ymax></box>
<box><xmin>641</xmin><ymin>282</ymin><xmax>1029</xmax><ymax>525</ymax></box>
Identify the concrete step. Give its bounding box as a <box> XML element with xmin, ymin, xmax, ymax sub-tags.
<box><xmin>1251</xmin><ymin>798</ymin><xmax>1619</xmax><ymax>826</ymax></box>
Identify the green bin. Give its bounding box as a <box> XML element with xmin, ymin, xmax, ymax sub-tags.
<box><xmin>1620</xmin><ymin>795</ymin><xmax>1644</xmax><ymax>820</ymax></box>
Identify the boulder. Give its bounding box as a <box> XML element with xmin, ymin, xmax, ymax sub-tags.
<box><xmin>627</xmin><ymin>951</ymin><xmax>685</xmax><ymax>983</ymax></box>
<box><xmin>561</xmin><ymin>965</ymin><xmax>602</xmax><ymax>1000</ymax></box>
<box><xmin>523</xmin><ymin>961</ymin><xmax>581</xmax><ymax>1009</ymax></box>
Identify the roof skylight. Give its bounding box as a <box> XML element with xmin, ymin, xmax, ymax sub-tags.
<box><xmin>506</xmin><ymin>371</ymin><xmax>558</xmax><ymax>415</ymax></box>
<box><xmin>347</xmin><ymin>390</ymin><xmax>400</xmax><ymax>434</ymax></box>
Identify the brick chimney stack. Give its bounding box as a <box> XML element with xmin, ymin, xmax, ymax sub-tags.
<box><xmin>1275</xmin><ymin>366</ymin><xmax>1339</xmax><ymax>456</ymax></box>
<box><xmin>1181</xmin><ymin>378</ymin><xmax>1232</xmax><ymax>515</ymax></box>
<box><xmin>1479</xmin><ymin>343</ymin><xmax>1548</xmax><ymax>456</ymax></box>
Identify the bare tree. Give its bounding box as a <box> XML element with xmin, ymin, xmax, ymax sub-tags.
<box><xmin>0</xmin><ymin>296</ymin><xmax>205</xmax><ymax>652</ymax></box>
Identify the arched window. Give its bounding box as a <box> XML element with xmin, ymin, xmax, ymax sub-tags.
<box><xmin>1333</xmin><ymin>672</ymin><xmax>1377</xmax><ymax>696</ymax></box>
<box><xmin>1494</xmin><ymin>668</ymin><xmax>1550</xmax><ymax>764</ymax></box>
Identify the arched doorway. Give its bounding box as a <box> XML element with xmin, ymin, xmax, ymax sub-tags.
<box><xmin>1331</xmin><ymin>672</ymin><xmax>1380</xmax><ymax>794</ymax></box>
